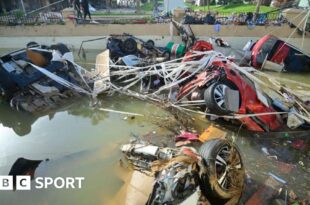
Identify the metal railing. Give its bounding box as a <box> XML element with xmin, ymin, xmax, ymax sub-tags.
<box><xmin>214</xmin><ymin>11</ymin><xmax>281</xmax><ymax>25</ymax></box>
<box><xmin>0</xmin><ymin>11</ymin><xmax>65</xmax><ymax>26</ymax></box>
<box><xmin>0</xmin><ymin>0</ymin><xmax>67</xmax><ymax>26</ymax></box>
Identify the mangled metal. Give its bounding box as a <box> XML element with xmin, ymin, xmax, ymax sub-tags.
<box><xmin>250</xmin><ymin>34</ymin><xmax>310</xmax><ymax>72</ymax></box>
<box><xmin>108</xmin><ymin>49</ymin><xmax>310</xmax><ymax>132</ymax></box>
<box><xmin>0</xmin><ymin>43</ymin><xmax>110</xmax><ymax>112</ymax></box>
<box><xmin>121</xmin><ymin>138</ymin><xmax>245</xmax><ymax>205</ymax></box>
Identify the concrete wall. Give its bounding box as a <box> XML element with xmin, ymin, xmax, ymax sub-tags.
<box><xmin>0</xmin><ymin>24</ymin><xmax>307</xmax><ymax>37</ymax></box>
<box><xmin>0</xmin><ymin>24</ymin><xmax>309</xmax><ymax>51</ymax></box>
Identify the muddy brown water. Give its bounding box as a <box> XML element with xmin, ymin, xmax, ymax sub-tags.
<box><xmin>0</xmin><ymin>48</ymin><xmax>309</xmax><ymax>205</ymax></box>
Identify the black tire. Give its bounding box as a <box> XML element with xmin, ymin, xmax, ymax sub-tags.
<box><xmin>121</xmin><ymin>38</ymin><xmax>138</xmax><ymax>54</ymax></box>
<box><xmin>162</xmin><ymin>51</ymin><xmax>171</xmax><ymax>60</ymax></box>
<box><xmin>199</xmin><ymin>139</ymin><xmax>245</xmax><ymax>202</ymax></box>
<box><xmin>145</xmin><ymin>40</ymin><xmax>155</xmax><ymax>49</ymax></box>
<box><xmin>26</xmin><ymin>41</ymin><xmax>39</xmax><ymax>48</ymax></box>
<box><xmin>50</xmin><ymin>43</ymin><xmax>70</xmax><ymax>55</ymax></box>
<box><xmin>288</xmin><ymin>22</ymin><xmax>296</xmax><ymax>28</ymax></box>
<box><xmin>204</xmin><ymin>81</ymin><xmax>239</xmax><ymax>115</ymax></box>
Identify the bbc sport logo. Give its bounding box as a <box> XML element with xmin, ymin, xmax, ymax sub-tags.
<box><xmin>0</xmin><ymin>176</ymin><xmax>85</xmax><ymax>190</ymax></box>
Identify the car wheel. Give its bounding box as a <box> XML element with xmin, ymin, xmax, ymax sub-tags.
<box><xmin>199</xmin><ymin>139</ymin><xmax>245</xmax><ymax>202</ymax></box>
<box><xmin>204</xmin><ymin>81</ymin><xmax>239</xmax><ymax>115</ymax></box>
<box><xmin>26</xmin><ymin>41</ymin><xmax>39</xmax><ymax>48</ymax></box>
<box><xmin>122</xmin><ymin>38</ymin><xmax>138</xmax><ymax>54</ymax></box>
<box><xmin>145</xmin><ymin>40</ymin><xmax>155</xmax><ymax>49</ymax></box>
<box><xmin>50</xmin><ymin>43</ymin><xmax>70</xmax><ymax>55</ymax></box>
<box><xmin>162</xmin><ymin>51</ymin><xmax>171</xmax><ymax>60</ymax></box>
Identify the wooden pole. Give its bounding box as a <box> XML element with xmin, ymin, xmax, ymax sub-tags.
<box><xmin>20</xmin><ymin>0</ymin><xmax>26</xmax><ymax>13</ymax></box>
<box><xmin>255</xmin><ymin>0</ymin><xmax>261</xmax><ymax>21</ymax></box>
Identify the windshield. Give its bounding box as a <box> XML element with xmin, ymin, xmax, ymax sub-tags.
<box><xmin>297</xmin><ymin>0</ymin><xmax>310</xmax><ymax>8</ymax></box>
<box><xmin>256</xmin><ymin>36</ymin><xmax>278</xmax><ymax>64</ymax></box>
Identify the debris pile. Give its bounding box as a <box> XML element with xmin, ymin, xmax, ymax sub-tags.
<box><xmin>0</xmin><ymin>43</ymin><xmax>110</xmax><ymax>112</ymax></box>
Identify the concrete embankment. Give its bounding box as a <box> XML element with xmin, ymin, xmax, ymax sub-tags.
<box><xmin>0</xmin><ymin>24</ymin><xmax>309</xmax><ymax>51</ymax></box>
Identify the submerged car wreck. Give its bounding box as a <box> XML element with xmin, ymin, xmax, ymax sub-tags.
<box><xmin>107</xmin><ymin>33</ymin><xmax>170</xmax><ymax>62</ymax></box>
<box><xmin>0</xmin><ymin>43</ymin><xmax>110</xmax><ymax>113</ymax></box>
<box><xmin>109</xmin><ymin>49</ymin><xmax>310</xmax><ymax>132</ymax></box>
<box><xmin>248</xmin><ymin>34</ymin><xmax>310</xmax><ymax>72</ymax></box>
<box><xmin>121</xmin><ymin>138</ymin><xmax>245</xmax><ymax>205</ymax></box>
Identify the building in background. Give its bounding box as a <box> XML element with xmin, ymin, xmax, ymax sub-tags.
<box><xmin>164</xmin><ymin>0</ymin><xmax>185</xmax><ymax>12</ymax></box>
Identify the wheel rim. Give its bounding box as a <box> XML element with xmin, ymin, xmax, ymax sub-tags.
<box><xmin>215</xmin><ymin>145</ymin><xmax>243</xmax><ymax>191</ymax></box>
<box><xmin>213</xmin><ymin>84</ymin><xmax>227</xmax><ymax>110</ymax></box>
<box><xmin>125</xmin><ymin>40</ymin><xmax>136</xmax><ymax>52</ymax></box>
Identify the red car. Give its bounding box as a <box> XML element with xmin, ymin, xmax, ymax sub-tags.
<box><xmin>251</xmin><ymin>34</ymin><xmax>310</xmax><ymax>72</ymax></box>
<box><xmin>177</xmin><ymin>42</ymin><xmax>283</xmax><ymax>132</ymax></box>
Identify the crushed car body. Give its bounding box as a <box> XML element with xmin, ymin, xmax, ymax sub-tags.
<box><xmin>107</xmin><ymin>33</ymin><xmax>170</xmax><ymax>62</ymax></box>
<box><xmin>121</xmin><ymin>138</ymin><xmax>245</xmax><ymax>205</ymax></box>
<box><xmin>0</xmin><ymin>43</ymin><xmax>110</xmax><ymax>113</ymax></box>
<box><xmin>109</xmin><ymin>49</ymin><xmax>310</xmax><ymax>132</ymax></box>
<box><xmin>250</xmin><ymin>34</ymin><xmax>310</xmax><ymax>72</ymax></box>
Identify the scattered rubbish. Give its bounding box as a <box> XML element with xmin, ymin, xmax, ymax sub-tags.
<box><xmin>166</xmin><ymin>41</ymin><xmax>186</xmax><ymax>58</ymax></box>
<box><xmin>175</xmin><ymin>140</ymin><xmax>192</xmax><ymax>147</ymax></box>
<box><xmin>245</xmin><ymin>175</ymin><xmax>285</xmax><ymax>205</ymax></box>
<box><xmin>268</xmin><ymin>172</ymin><xmax>288</xmax><ymax>185</ymax></box>
<box><xmin>199</xmin><ymin>125</ymin><xmax>227</xmax><ymax>142</ymax></box>
<box><xmin>175</xmin><ymin>131</ymin><xmax>198</xmax><ymax>142</ymax></box>
<box><xmin>291</xmin><ymin>139</ymin><xmax>305</xmax><ymax>149</ymax></box>
<box><xmin>298</xmin><ymin>161</ymin><xmax>305</xmax><ymax>167</ymax></box>
<box><xmin>214</xmin><ymin>38</ymin><xmax>230</xmax><ymax>47</ymax></box>
<box><xmin>99</xmin><ymin>108</ymin><xmax>144</xmax><ymax>117</ymax></box>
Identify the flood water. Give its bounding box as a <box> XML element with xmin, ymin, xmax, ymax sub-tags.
<box><xmin>0</xmin><ymin>48</ymin><xmax>309</xmax><ymax>205</ymax></box>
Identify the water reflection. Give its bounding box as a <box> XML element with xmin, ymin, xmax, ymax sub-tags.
<box><xmin>0</xmin><ymin>100</ymin><xmax>37</xmax><ymax>136</ymax></box>
<box><xmin>235</xmin><ymin>130</ymin><xmax>310</xmax><ymax>201</ymax></box>
<box><xmin>0</xmin><ymin>96</ymin><xmax>112</xmax><ymax>136</ymax></box>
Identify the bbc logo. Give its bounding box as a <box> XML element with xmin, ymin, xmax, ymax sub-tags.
<box><xmin>0</xmin><ymin>176</ymin><xmax>31</xmax><ymax>190</ymax></box>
